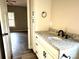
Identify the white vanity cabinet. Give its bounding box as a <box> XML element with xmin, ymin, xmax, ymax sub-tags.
<box><xmin>33</xmin><ymin>34</ymin><xmax>59</xmax><ymax>59</ymax></box>
<box><xmin>33</xmin><ymin>33</ymin><xmax>79</xmax><ymax>59</ymax></box>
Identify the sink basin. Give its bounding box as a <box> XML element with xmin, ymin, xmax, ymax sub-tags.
<box><xmin>48</xmin><ymin>36</ymin><xmax>62</xmax><ymax>40</ymax></box>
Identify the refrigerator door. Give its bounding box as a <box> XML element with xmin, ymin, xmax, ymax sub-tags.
<box><xmin>0</xmin><ymin>3</ymin><xmax>12</xmax><ymax>59</ymax></box>
<box><xmin>0</xmin><ymin>32</ymin><xmax>5</xmax><ymax>59</ymax></box>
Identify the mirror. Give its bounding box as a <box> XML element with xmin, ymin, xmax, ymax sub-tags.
<box><xmin>41</xmin><ymin>11</ymin><xmax>47</xmax><ymax>18</ymax></box>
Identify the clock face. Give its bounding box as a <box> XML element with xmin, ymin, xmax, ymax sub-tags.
<box><xmin>41</xmin><ymin>11</ymin><xmax>47</xmax><ymax>18</ymax></box>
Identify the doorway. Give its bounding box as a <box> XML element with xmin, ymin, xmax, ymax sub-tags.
<box><xmin>5</xmin><ymin>0</ymin><xmax>38</xmax><ymax>58</ymax></box>
<box><xmin>7</xmin><ymin>5</ymin><xmax>29</xmax><ymax>59</ymax></box>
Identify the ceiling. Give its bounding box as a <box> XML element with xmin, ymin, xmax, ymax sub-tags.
<box><xmin>7</xmin><ymin>0</ymin><xmax>27</xmax><ymax>7</ymax></box>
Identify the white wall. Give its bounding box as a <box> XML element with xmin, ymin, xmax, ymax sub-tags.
<box><xmin>50</xmin><ymin>0</ymin><xmax>79</xmax><ymax>34</ymax></box>
<box><xmin>33</xmin><ymin>0</ymin><xmax>52</xmax><ymax>31</ymax></box>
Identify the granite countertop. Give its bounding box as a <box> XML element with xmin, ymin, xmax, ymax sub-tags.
<box><xmin>35</xmin><ymin>31</ymin><xmax>79</xmax><ymax>51</ymax></box>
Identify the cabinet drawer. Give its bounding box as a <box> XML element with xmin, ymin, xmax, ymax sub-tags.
<box><xmin>35</xmin><ymin>41</ymin><xmax>44</xmax><ymax>59</ymax></box>
<box><xmin>33</xmin><ymin>34</ymin><xmax>38</xmax><ymax>52</ymax></box>
<box><xmin>35</xmin><ymin>40</ymin><xmax>54</xmax><ymax>59</ymax></box>
<box><xmin>46</xmin><ymin>51</ymin><xmax>54</xmax><ymax>59</ymax></box>
<box><xmin>33</xmin><ymin>39</ymin><xmax>36</xmax><ymax>53</ymax></box>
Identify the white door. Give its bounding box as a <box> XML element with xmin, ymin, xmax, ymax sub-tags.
<box><xmin>0</xmin><ymin>2</ymin><xmax>12</xmax><ymax>59</ymax></box>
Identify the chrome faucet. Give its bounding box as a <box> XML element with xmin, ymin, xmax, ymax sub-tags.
<box><xmin>58</xmin><ymin>30</ymin><xmax>65</xmax><ymax>37</ymax></box>
<box><xmin>58</xmin><ymin>30</ymin><xmax>69</xmax><ymax>39</ymax></box>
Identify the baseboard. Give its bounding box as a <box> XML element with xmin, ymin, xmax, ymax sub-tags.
<box><xmin>10</xmin><ymin>30</ymin><xmax>28</xmax><ymax>32</ymax></box>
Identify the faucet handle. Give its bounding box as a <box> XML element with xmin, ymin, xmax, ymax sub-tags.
<box><xmin>64</xmin><ymin>34</ymin><xmax>70</xmax><ymax>39</ymax></box>
<box><xmin>58</xmin><ymin>30</ymin><xmax>65</xmax><ymax>37</ymax></box>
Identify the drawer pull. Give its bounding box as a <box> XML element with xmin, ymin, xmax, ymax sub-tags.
<box><xmin>43</xmin><ymin>51</ymin><xmax>46</xmax><ymax>58</ymax></box>
<box><xmin>36</xmin><ymin>36</ymin><xmax>38</xmax><ymax>38</ymax></box>
<box><xmin>36</xmin><ymin>43</ymin><xmax>38</xmax><ymax>46</ymax></box>
<box><xmin>36</xmin><ymin>51</ymin><xmax>38</xmax><ymax>54</ymax></box>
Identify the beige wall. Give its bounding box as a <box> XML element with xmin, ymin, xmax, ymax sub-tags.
<box><xmin>32</xmin><ymin>0</ymin><xmax>52</xmax><ymax>31</ymax></box>
<box><xmin>8</xmin><ymin>6</ymin><xmax>27</xmax><ymax>32</ymax></box>
<box><xmin>50</xmin><ymin>0</ymin><xmax>79</xmax><ymax>34</ymax></box>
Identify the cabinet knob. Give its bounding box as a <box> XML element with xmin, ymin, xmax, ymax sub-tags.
<box><xmin>36</xmin><ymin>36</ymin><xmax>38</xmax><ymax>38</ymax></box>
<box><xmin>36</xmin><ymin>51</ymin><xmax>38</xmax><ymax>54</ymax></box>
<box><xmin>36</xmin><ymin>43</ymin><xmax>38</xmax><ymax>46</ymax></box>
<box><xmin>43</xmin><ymin>51</ymin><xmax>46</xmax><ymax>58</ymax></box>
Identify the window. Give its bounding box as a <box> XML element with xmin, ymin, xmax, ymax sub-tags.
<box><xmin>8</xmin><ymin>12</ymin><xmax>15</xmax><ymax>27</ymax></box>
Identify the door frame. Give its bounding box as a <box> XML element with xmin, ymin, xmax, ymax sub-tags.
<box><xmin>0</xmin><ymin>3</ymin><xmax>12</xmax><ymax>59</ymax></box>
<box><xmin>26</xmin><ymin>0</ymin><xmax>32</xmax><ymax>49</ymax></box>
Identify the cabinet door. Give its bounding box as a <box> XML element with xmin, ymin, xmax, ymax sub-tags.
<box><xmin>37</xmin><ymin>36</ymin><xmax>59</xmax><ymax>59</ymax></box>
<box><xmin>33</xmin><ymin>34</ymin><xmax>39</xmax><ymax>53</ymax></box>
<box><xmin>35</xmin><ymin>40</ymin><xmax>54</xmax><ymax>59</ymax></box>
<box><xmin>45</xmin><ymin>52</ymin><xmax>54</xmax><ymax>59</ymax></box>
<box><xmin>32</xmin><ymin>34</ymin><xmax>36</xmax><ymax>52</ymax></box>
<box><xmin>35</xmin><ymin>41</ymin><xmax>44</xmax><ymax>59</ymax></box>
